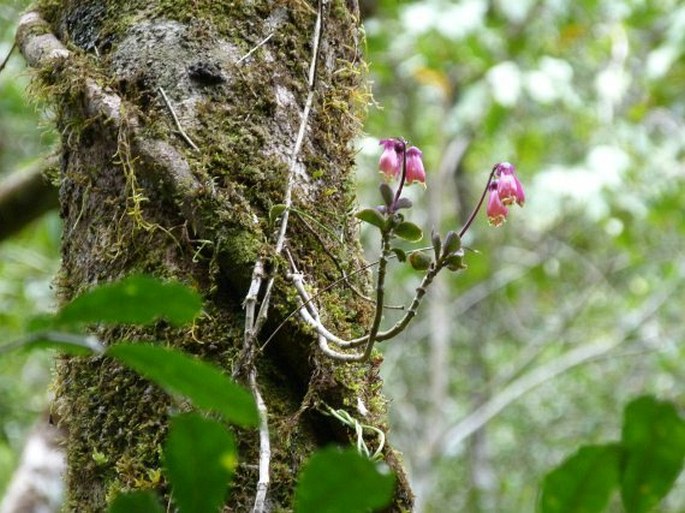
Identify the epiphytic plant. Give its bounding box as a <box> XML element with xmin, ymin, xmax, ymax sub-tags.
<box><xmin>288</xmin><ymin>137</ymin><xmax>525</xmax><ymax>362</ymax></box>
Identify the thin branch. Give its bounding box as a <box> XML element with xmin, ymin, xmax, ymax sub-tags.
<box><xmin>250</xmin><ymin>375</ymin><xmax>270</xmax><ymax>512</ymax></box>
<box><xmin>236</xmin><ymin>33</ymin><xmax>275</xmax><ymax>65</ymax></box>
<box><xmin>0</xmin><ymin>42</ymin><xmax>16</xmax><ymax>75</ymax></box>
<box><xmin>158</xmin><ymin>87</ymin><xmax>200</xmax><ymax>152</ymax></box>
<box><xmin>253</xmin><ymin>0</ymin><xmax>325</xmax><ymax>334</ymax></box>
<box><xmin>239</xmin><ymin>3</ymin><xmax>326</xmax><ymax>509</ymax></box>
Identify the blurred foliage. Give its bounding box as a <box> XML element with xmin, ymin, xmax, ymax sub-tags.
<box><xmin>0</xmin><ymin>0</ymin><xmax>59</xmax><ymax>497</ymax></box>
<box><xmin>357</xmin><ymin>0</ymin><xmax>685</xmax><ymax>512</ymax></box>
<box><xmin>1</xmin><ymin>0</ymin><xmax>685</xmax><ymax>511</ymax></box>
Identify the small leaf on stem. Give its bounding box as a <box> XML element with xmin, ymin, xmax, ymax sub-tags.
<box><xmin>444</xmin><ymin>252</ymin><xmax>466</xmax><ymax>272</ymax></box>
<box><xmin>391</xmin><ymin>247</ymin><xmax>407</xmax><ymax>262</ymax></box>
<box><xmin>409</xmin><ymin>252</ymin><xmax>432</xmax><ymax>271</ymax></box>
<box><xmin>441</xmin><ymin>230</ymin><xmax>462</xmax><ymax>257</ymax></box>
<box><xmin>395</xmin><ymin>197</ymin><xmax>413</xmax><ymax>210</ymax></box>
<box><xmin>355</xmin><ymin>208</ymin><xmax>387</xmax><ymax>230</ymax></box>
<box><xmin>431</xmin><ymin>229</ymin><xmax>441</xmax><ymax>260</ymax></box>
<box><xmin>269</xmin><ymin>204</ymin><xmax>287</xmax><ymax>225</ymax></box>
<box><xmin>379</xmin><ymin>183</ymin><xmax>394</xmax><ymax>207</ymax></box>
<box><xmin>394</xmin><ymin>221</ymin><xmax>423</xmax><ymax>242</ymax></box>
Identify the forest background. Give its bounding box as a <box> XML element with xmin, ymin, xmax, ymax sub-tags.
<box><xmin>1</xmin><ymin>0</ymin><xmax>684</xmax><ymax>512</ymax></box>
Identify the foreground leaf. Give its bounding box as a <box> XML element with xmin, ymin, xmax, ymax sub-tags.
<box><xmin>108</xmin><ymin>491</ymin><xmax>164</xmax><ymax>513</ymax></box>
<box><xmin>294</xmin><ymin>446</ymin><xmax>395</xmax><ymax>513</ymax></box>
<box><xmin>0</xmin><ymin>331</ymin><xmax>103</xmax><ymax>356</ymax></box>
<box><xmin>57</xmin><ymin>275</ymin><xmax>202</xmax><ymax>327</ymax></box>
<box><xmin>107</xmin><ymin>343</ymin><xmax>258</xmax><ymax>427</ymax></box>
<box><xmin>165</xmin><ymin>413</ymin><xmax>236</xmax><ymax>513</ymax></box>
<box><xmin>539</xmin><ymin>444</ymin><xmax>620</xmax><ymax>513</ymax></box>
<box><xmin>620</xmin><ymin>396</ymin><xmax>685</xmax><ymax>513</ymax></box>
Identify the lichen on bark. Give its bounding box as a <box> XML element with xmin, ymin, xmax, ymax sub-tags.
<box><xmin>24</xmin><ymin>0</ymin><xmax>414</xmax><ymax>510</ymax></box>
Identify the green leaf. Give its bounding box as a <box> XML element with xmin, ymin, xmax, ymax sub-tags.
<box><xmin>57</xmin><ymin>275</ymin><xmax>202</xmax><ymax>327</ymax></box>
<box><xmin>294</xmin><ymin>446</ymin><xmax>395</xmax><ymax>513</ymax></box>
<box><xmin>379</xmin><ymin>183</ymin><xmax>394</xmax><ymax>207</ymax></box>
<box><xmin>441</xmin><ymin>230</ymin><xmax>462</xmax><ymax>256</ymax></box>
<box><xmin>165</xmin><ymin>413</ymin><xmax>236</xmax><ymax>513</ymax></box>
<box><xmin>394</xmin><ymin>221</ymin><xmax>423</xmax><ymax>242</ymax></box>
<box><xmin>355</xmin><ymin>208</ymin><xmax>387</xmax><ymax>230</ymax></box>
<box><xmin>390</xmin><ymin>247</ymin><xmax>406</xmax><ymax>262</ymax></box>
<box><xmin>408</xmin><ymin>252</ymin><xmax>431</xmax><ymax>271</ymax></box>
<box><xmin>269</xmin><ymin>204</ymin><xmax>287</xmax><ymax>224</ymax></box>
<box><xmin>444</xmin><ymin>251</ymin><xmax>466</xmax><ymax>272</ymax></box>
<box><xmin>431</xmin><ymin>229</ymin><xmax>441</xmax><ymax>260</ymax></box>
<box><xmin>539</xmin><ymin>444</ymin><xmax>620</xmax><ymax>513</ymax></box>
<box><xmin>107</xmin><ymin>343</ymin><xmax>258</xmax><ymax>427</ymax></box>
<box><xmin>620</xmin><ymin>396</ymin><xmax>685</xmax><ymax>513</ymax></box>
<box><xmin>108</xmin><ymin>491</ymin><xmax>164</xmax><ymax>513</ymax></box>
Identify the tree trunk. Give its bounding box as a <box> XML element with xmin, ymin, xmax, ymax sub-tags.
<box><xmin>17</xmin><ymin>1</ymin><xmax>413</xmax><ymax>511</ymax></box>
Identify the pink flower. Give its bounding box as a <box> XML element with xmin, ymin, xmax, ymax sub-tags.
<box><xmin>378</xmin><ymin>139</ymin><xmax>402</xmax><ymax>179</ymax></box>
<box><xmin>405</xmin><ymin>146</ymin><xmax>426</xmax><ymax>186</ymax></box>
<box><xmin>486</xmin><ymin>182</ymin><xmax>508</xmax><ymax>226</ymax></box>
<box><xmin>494</xmin><ymin>162</ymin><xmax>525</xmax><ymax>206</ymax></box>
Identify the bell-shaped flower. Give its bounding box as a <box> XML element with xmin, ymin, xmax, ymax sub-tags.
<box><xmin>378</xmin><ymin>139</ymin><xmax>402</xmax><ymax>179</ymax></box>
<box><xmin>494</xmin><ymin>162</ymin><xmax>525</xmax><ymax>206</ymax></box>
<box><xmin>486</xmin><ymin>181</ymin><xmax>509</xmax><ymax>226</ymax></box>
<box><xmin>405</xmin><ymin>146</ymin><xmax>426</xmax><ymax>186</ymax></box>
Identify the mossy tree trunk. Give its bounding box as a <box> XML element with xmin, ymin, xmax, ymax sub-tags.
<box><xmin>19</xmin><ymin>0</ymin><xmax>413</xmax><ymax>511</ymax></box>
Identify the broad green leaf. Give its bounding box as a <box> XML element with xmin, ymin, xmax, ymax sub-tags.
<box><xmin>355</xmin><ymin>208</ymin><xmax>387</xmax><ymax>230</ymax></box>
<box><xmin>408</xmin><ymin>252</ymin><xmax>431</xmax><ymax>271</ymax></box>
<box><xmin>379</xmin><ymin>183</ymin><xmax>394</xmax><ymax>207</ymax></box>
<box><xmin>57</xmin><ymin>275</ymin><xmax>202</xmax><ymax>327</ymax></box>
<box><xmin>108</xmin><ymin>491</ymin><xmax>164</xmax><ymax>513</ymax></box>
<box><xmin>539</xmin><ymin>444</ymin><xmax>620</xmax><ymax>513</ymax></box>
<box><xmin>394</xmin><ymin>221</ymin><xmax>423</xmax><ymax>242</ymax></box>
<box><xmin>620</xmin><ymin>396</ymin><xmax>685</xmax><ymax>513</ymax></box>
<box><xmin>107</xmin><ymin>343</ymin><xmax>258</xmax><ymax>427</ymax></box>
<box><xmin>269</xmin><ymin>204</ymin><xmax>287</xmax><ymax>224</ymax></box>
<box><xmin>294</xmin><ymin>446</ymin><xmax>395</xmax><ymax>513</ymax></box>
<box><xmin>164</xmin><ymin>413</ymin><xmax>236</xmax><ymax>513</ymax></box>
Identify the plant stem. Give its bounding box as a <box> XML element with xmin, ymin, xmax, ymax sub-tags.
<box><xmin>458</xmin><ymin>166</ymin><xmax>497</xmax><ymax>238</ymax></box>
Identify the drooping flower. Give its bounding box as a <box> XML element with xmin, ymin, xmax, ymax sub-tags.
<box><xmin>405</xmin><ymin>146</ymin><xmax>426</xmax><ymax>186</ymax></box>
<box><xmin>494</xmin><ymin>162</ymin><xmax>525</xmax><ymax>206</ymax></box>
<box><xmin>486</xmin><ymin>181</ymin><xmax>508</xmax><ymax>226</ymax></box>
<box><xmin>378</xmin><ymin>139</ymin><xmax>402</xmax><ymax>179</ymax></box>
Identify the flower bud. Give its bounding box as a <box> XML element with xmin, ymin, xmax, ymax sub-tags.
<box><xmin>486</xmin><ymin>182</ymin><xmax>508</xmax><ymax>226</ymax></box>
<box><xmin>378</xmin><ymin>139</ymin><xmax>402</xmax><ymax>179</ymax></box>
<box><xmin>494</xmin><ymin>162</ymin><xmax>525</xmax><ymax>206</ymax></box>
<box><xmin>405</xmin><ymin>146</ymin><xmax>426</xmax><ymax>186</ymax></box>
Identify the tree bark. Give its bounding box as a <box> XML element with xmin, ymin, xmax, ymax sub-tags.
<box><xmin>18</xmin><ymin>1</ymin><xmax>413</xmax><ymax>511</ymax></box>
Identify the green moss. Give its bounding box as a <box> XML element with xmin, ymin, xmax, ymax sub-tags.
<box><xmin>29</xmin><ymin>0</ymin><xmax>412</xmax><ymax>510</ymax></box>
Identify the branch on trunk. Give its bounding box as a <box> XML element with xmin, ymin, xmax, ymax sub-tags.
<box><xmin>15</xmin><ymin>11</ymin><xmax>210</xmax><ymax>232</ymax></box>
